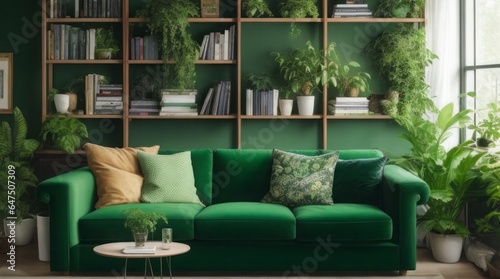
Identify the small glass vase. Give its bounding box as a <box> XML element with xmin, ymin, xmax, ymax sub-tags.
<box><xmin>161</xmin><ymin>228</ymin><xmax>173</xmax><ymax>250</ymax></box>
<box><xmin>133</xmin><ymin>232</ymin><xmax>148</xmax><ymax>247</ymax></box>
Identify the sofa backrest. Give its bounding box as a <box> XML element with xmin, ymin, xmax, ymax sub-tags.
<box><xmin>158</xmin><ymin>149</ymin><xmax>213</xmax><ymax>205</ymax></box>
<box><xmin>212</xmin><ymin>149</ymin><xmax>385</xmax><ymax>205</ymax></box>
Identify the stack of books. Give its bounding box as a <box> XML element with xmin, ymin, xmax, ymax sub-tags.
<box><xmin>94</xmin><ymin>84</ymin><xmax>123</xmax><ymax>114</ymax></box>
<box><xmin>199</xmin><ymin>81</ymin><xmax>232</xmax><ymax>115</ymax></box>
<box><xmin>122</xmin><ymin>245</ymin><xmax>156</xmax><ymax>254</ymax></box>
<box><xmin>160</xmin><ymin>90</ymin><xmax>198</xmax><ymax>116</ymax></box>
<box><xmin>129</xmin><ymin>100</ymin><xmax>160</xmax><ymax>116</ymax></box>
<box><xmin>245</xmin><ymin>89</ymin><xmax>279</xmax><ymax>116</ymax></box>
<box><xmin>199</xmin><ymin>25</ymin><xmax>236</xmax><ymax>60</ymax></box>
<box><xmin>332</xmin><ymin>97</ymin><xmax>369</xmax><ymax>115</ymax></box>
<box><xmin>332</xmin><ymin>3</ymin><xmax>372</xmax><ymax>18</ymax></box>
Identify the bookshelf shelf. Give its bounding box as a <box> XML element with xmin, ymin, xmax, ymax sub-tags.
<box><xmin>41</xmin><ymin>0</ymin><xmax>421</xmax><ymax>149</ymax></box>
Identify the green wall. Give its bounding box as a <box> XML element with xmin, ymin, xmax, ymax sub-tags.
<box><xmin>0</xmin><ymin>0</ymin><xmax>411</xmax><ymax>158</ymax></box>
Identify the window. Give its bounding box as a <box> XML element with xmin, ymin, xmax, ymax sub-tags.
<box><xmin>462</xmin><ymin>0</ymin><xmax>500</xmax><ymax>140</ymax></box>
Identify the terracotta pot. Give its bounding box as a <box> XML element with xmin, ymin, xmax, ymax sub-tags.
<box><xmin>66</xmin><ymin>92</ymin><xmax>77</xmax><ymax>113</ymax></box>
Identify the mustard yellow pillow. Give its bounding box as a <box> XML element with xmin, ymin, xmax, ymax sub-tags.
<box><xmin>83</xmin><ymin>143</ymin><xmax>160</xmax><ymax>209</ymax></box>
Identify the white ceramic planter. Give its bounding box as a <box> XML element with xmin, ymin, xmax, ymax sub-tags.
<box><xmin>297</xmin><ymin>95</ymin><xmax>315</xmax><ymax>116</ymax></box>
<box><xmin>3</xmin><ymin>218</ymin><xmax>35</xmax><ymax>246</ymax></box>
<box><xmin>54</xmin><ymin>94</ymin><xmax>70</xmax><ymax>114</ymax></box>
<box><xmin>37</xmin><ymin>212</ymin><xmax>50</xmax><ymax>261</ymax></box>
<box><xmin>429</xmin><ymin>232</ymin><xmax>464</xmax><ymax>263</ymax></box>
<box><xmin>279</xmin><ymin>99</ymin><xmax>293</xmax><ymax>115</ymax></box>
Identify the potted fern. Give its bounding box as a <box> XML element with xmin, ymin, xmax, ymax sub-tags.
<box><xmin>95</xmin><ymin>27</ymin><xmax>120</xmax><ymax>59</ymax></box>
<box><xmin>273</xmin><ymin>41</ymin><xmax>338</xmax><ymax>115</ymax></box>
<box><xmin>0</xmin><ymin>107</ymin><xmax>40</xmax><ymax>245</ymax></box>
<box><xmin>39</xmin><ymin>115</ymin><xmax>88</xmax><ymax>154</ymax></box>
<box><xmin>124</xmin><ymin>209</ymin><xmax>167</xmax><ymax>247</ymax></box>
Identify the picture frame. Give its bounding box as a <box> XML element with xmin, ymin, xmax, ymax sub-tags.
<box><xmin>0</xmin><ymin>53</ymin><xmax>13</xmax><ymax>114</ymax></box>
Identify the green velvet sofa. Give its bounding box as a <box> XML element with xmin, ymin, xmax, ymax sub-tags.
<box><xmin>37</xmin><ymin>148</ymin><xmax>429</xmax><ymax>275</ymax></box>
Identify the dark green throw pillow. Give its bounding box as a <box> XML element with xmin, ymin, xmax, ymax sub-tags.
<box><xmin>261</xmin><ymin>149</ymin><xmax>339</xmax><ymax>207</ymax></box>
<box><xmin>333</xmin><ymin>157</ymin><xmax>387</xmax><ymax>206</ymax></box>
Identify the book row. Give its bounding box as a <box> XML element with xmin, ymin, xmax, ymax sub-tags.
<box><xmin>47</xmin><ymin>0</ymin><xmax>122</xmax><ymax>19</ymax></box>
<box><xmin>245</xmin><ymin>89</ymin><xmax>279</xmax><ymax>116</ymax></box>
<box><xmin>199</xmin><ymin>25</ymin><xmax>236</xmax><ymax>61</ymax></box>
<box><xmin>200</xmin><ymin>81</ymin><xmax>232</xmax><ymax>115</ymax></box>
<box><xmin>130</xmin><ymin>36</ymin><xmax>160</xmax><ymax>60</ymax></box>
<box><xmin>84</xmin><ymin>73</ymin><xmax>123</xmax><ymax>115</ymax></box>
<box><xmin>47</xmin><ymin>24</ymin><xmax>101</xmax><ymax>60</ymax></box>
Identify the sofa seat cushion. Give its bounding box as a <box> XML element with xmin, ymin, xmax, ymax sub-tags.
<box><xmin>79</xmin><ymin>203</ymin><xmax>205</xmax><ymax>242</ymax></box>
<box><xmin>293</xmin><ymin>204</ymin><xmax>392</xmax><ymax>242</ymax></box>
<box><xmin>195</xmin><ymin>202</ymin><xmax>296</xmax><ymax>240</ymax></box>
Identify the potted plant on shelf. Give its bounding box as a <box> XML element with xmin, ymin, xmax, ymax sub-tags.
<box><xmin>273</xmin><ymin>41</ymin><xmax>338</xmax><ymax>115</ymax></box>
<box><xmin>242</xmin><ymin>0</ymin><xmax>273</xmax><ymax>18</ymax></box>
<box><xmin>39</xmin><ymin>115</ymin><xmax>88</xmax><ymax>154</ymax></box>
<box><xmin>375</xmin><ymin>0</ymin><xmax>425</xmax><ymax>18</ymax></box>
<box><xmin>95</xmin><ymin>26</ymin><xmax>120</xmax><ymax>59</ymax></box>
<box><xmin>331</xmin><ymin>49</ymin><xmax>371</xmax><ymax>97</ymax></box>
<box><xmin>124</xmin><ymin>209</ymin><xmax>167</xmax><ymax>247</ymax></box>
<box><xmin>365</xmin><ymin>24</ymin><xmax>438</xmax><ymax>117</ymax></box>
<box><xmin>278</xmin><ymin>0</ymin><xmax>319</xmax><ymax>38</ymax></box>
<box><xmin>468</xmin><ymin>101</ymin><xmax>500</xmax><ymax>148</ymax></box>
<box><xmin>138</xmin><ymin>0</ymin><xmax>199</xmax><ymax>90</ymax></box>
<box><xmin>0</xmin><ymin>107</ymin><xmax>40</xmax><ymax>246</ymax></box>
<box><xmin>48</xmin><ymin>77</ymin><xmax>85</xmax><ymax>114</ymax></box>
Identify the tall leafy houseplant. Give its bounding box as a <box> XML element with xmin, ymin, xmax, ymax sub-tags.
<box><xmin>365</xmin><ymin>24</ymin><xmax>438</xmax><ymax>116</ymax></box>
<box><xmin>0</xmin><ymin>107</ymin><xmax>40</xmax><ymax>222</ymax></box>
<box><xmin>40</xmin><ymin>115</ymin><xmax>88</xmax><ymax>154</ymax></box>
<box><xmin>138</xmin><ymin>0</ymin><xmax>199</xmax><ymax>90</ymax></box>
<box><xmin>279</xmin><ymin>0</ymin><xmax>318</xmax><ymax>38</ymax></box>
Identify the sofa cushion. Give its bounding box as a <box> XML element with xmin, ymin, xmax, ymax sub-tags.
<box><xmin>138</xmin><ymin>151</ymin><xmax>204</xmax><ymax>206</ymax></box>
<box><xmin>83</xmin><ymin>143</ymin><xmax>160</xmax><ymax>209</ymax></box>
<box><xmin>293</xmin><ymin>204</ymin><xmax>392</xmax><ymax>241</ymax></box>
<box><xmin>159</xmin><ymin>149</ymin><xmax>213</xmax><ymax>205</ymax></box>
<box><xmin>261</xmin><ymin>149</ymin><xmax>339</xmax><ymax>207</ymax></box>
<box><xmin>195</xmin><ymin>202</ymin><xmax>296</xmax><ymax>240</ymax></box>
<box><xmin>212</xmin><ymin>149</ymin><xmax>319</xmax><ymax>204</ymax></box>
<box><xmin>79</xmin><ymin>203</ymin><xmax>205</xmax><ymax>242</ymax></box>
<box><xmin>333</xmin><ymin>157</ymin><xmax>387</xmax><ymax>206</ymax></box>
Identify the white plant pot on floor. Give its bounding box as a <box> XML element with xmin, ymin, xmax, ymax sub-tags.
<box><xmin>297</xmin><ymin>95</ymin><xmax>315</xmax><ymax>116</ymax></box>
<box><xmin>3</xmin><ymin>218</ymin><xmax>35</xmax><ymax>246</ymax></box>
<box><xmin>279</xmin><ymin>99</ymin><xmax>293</xmax><ymax>115</ymax></box>
<box><xmin>429</xmin><ymin>232</ymin><xmax>464</xmax><ymax>263</ymax></box>
<box><xmin>37</xmin><ymin>212</ymin><xmax>50</xmax><ymax>261</ymax></box>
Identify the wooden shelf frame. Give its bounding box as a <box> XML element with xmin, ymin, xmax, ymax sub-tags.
<box><xmin>41</xmin><ymin>0</ymin><xmax>423</xmax><ymax>149</ymax></box>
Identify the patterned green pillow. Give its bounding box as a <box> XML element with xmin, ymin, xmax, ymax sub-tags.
<box><xmin>261</xmin><ymin>149</ymin><xmax>339</xmax><ymax>207</ymax></box>
<box><xmin>137</xmin><ymin>151</ymin><xmax>204</xmax><ymax>206</ymax></box>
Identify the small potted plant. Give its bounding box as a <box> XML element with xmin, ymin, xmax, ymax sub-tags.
<box><xmin>278</xmin><ymin>0</ymin><xmax>319</xmax><ymax>37</ymax></box>
<box><xmin>48</xmin><ymin>77</ymin><xmax>85</xmax><ymax>114</ymax></box>
<box><xmin>242</xmin><ymin>0</ymin><xmax>273</xmax><ymax>18</ymax></box>
<box><xmin>124</xmin><ymin>209</ymin><xmax>168</xmax><ymax>247</ymax></box>
<box><xmin>273</xmin><ymin>41</ymin><xmax>338</xmax><ymax>115</ymax></box>
<box><xmin>468</xmin><ymin>101</ymin><xmax>500</xmax><ymax>148</ymax></box>
<box><xmin>39</xmin><ymin>115</ymin><xmax>88</xmax><ymax>154</ymax></box>
<box><xmin>95</xmin><ymin>26</ymin><xmax>120</xmax><ymax>59</ymax></box>
<box><xmin>331</xmin><ymin>49</ymin><xmax>371</xmax><ymax>97</ymax></box>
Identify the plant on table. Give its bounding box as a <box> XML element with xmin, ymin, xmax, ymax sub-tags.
<box><xmin>138</xmin><ymin>0</ymin><xmax>199</xmax><ymax>90</ymax></box>
<box><xmin>124</xmin><ymin>209</ymin><xmax>168</xmax><ymax>247</ymax></box>
<box><xmin>242</xmin><ymin>0</ymin><xmax>274</xmax><ymax>18</ymax></box>
<box><xmin>278</xmin><ymin>0</ymin><xmax>319</xmax><ymax>38</ymax></box>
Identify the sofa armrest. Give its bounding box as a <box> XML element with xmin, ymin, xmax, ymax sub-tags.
<box><xmin>37</xmin><ymin>167</ymin><xmax>96</xmax><ymax>272</ymax></box>
<box><xmin>381</xmin><ymin>164</ymin><xmax>430</xmax><ymax>271</ymax></box>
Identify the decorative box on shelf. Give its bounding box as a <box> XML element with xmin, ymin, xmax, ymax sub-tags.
<box><xmin>201</xmin><ymin>0</ymin><xmax>219</xmax><ymax>18</ymax></box>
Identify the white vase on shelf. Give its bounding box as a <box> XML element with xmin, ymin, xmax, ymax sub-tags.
<box><xmin>54</xmin><ymin>94</ymin><xmax>70</xmax><ymax>114</ymax></box>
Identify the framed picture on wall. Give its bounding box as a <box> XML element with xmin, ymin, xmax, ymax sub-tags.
<box><xmin>0</xmin><ymin>53</ymin><xmax>13</xmax><ymax>114</ymax></box>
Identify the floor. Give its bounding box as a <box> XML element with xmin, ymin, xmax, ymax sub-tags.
<box><xmin>0</xmin><ymin>236</ymin><xmax>492</xmax><ymax>278</ymax></box>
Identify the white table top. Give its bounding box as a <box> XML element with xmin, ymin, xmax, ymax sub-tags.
<box><xmin>93</xmin><ymin>241</ymin><xmax>190</xmax><ymax>259</ymax></box>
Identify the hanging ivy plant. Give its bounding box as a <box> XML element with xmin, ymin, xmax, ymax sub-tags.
<box><xmin>138</xmin><ymin>0</ymin><xmax>200</xmax><ymax>90</ymax></box>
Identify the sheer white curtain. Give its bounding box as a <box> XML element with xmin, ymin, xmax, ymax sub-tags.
<box><xmin>425</xmin><ymin>0</ymin><xmax>461</xmax><ymax>146</ymax></box>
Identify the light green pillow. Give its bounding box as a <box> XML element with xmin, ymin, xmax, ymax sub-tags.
<box><xmin>137</xmin><ymin>151</ymin><xmax>204</xmax><ymax>206</ymax></box>
<box><xmin>261</xmin><ymin>149</ymin><xmax>339</xmax><ymax>207</ymax></box>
